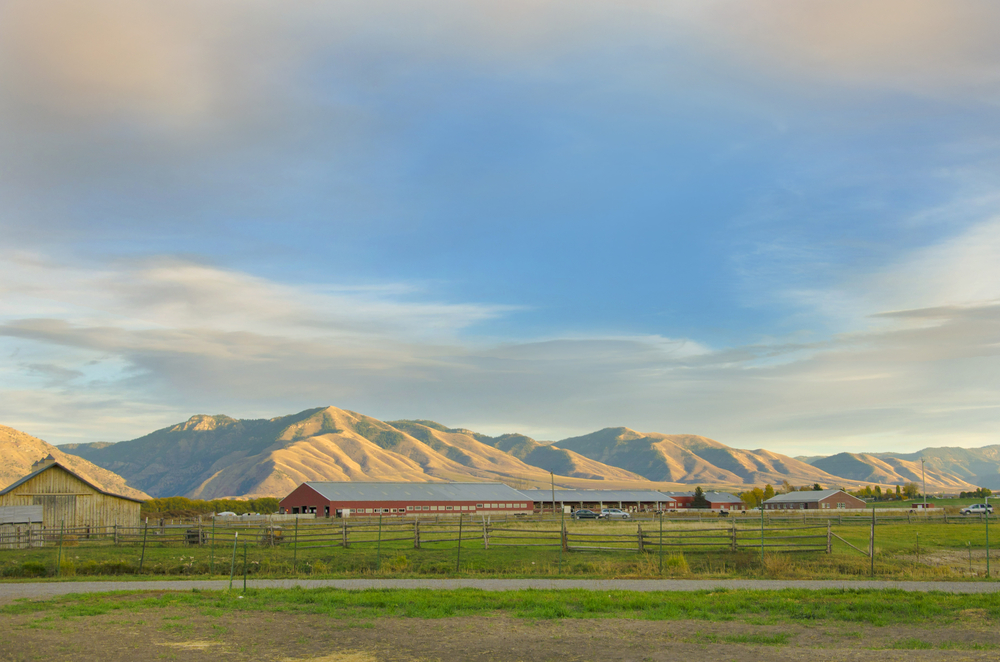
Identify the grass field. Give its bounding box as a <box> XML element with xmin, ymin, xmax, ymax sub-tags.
<box><xmin>5</xmin><ymin>587</ymin><xmax>1000</xmax><ymax>661</ymax></box>
<box><xmin>5</xmin><ymin>586</ymin><xmax>1000</xmax><ymax>625</ymax></box>
<box><xmin>2</xmin><ymin>515</ymin><xmax>999</xmax><ymax>581</ymax></box>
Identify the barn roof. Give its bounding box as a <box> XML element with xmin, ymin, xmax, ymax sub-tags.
<box><xmin>764</xmin><ymin>489</ymin><xmax>848</xmax><ymax>503</ymax></box>
<box><xmin>299</xmin><ymin>482</ymin><xmax>530</xmax><ymax>502</ymax></box>
<box><xmin>0</xmin><ymin>462</ymin><xmax>145</xmax><ymax>503</ymax></box>
<box><xmin>661</xmin><ymin>491</ymin><xmax>743</xmax><ymax>502</ymax></box>
<box><xmin>517</xmin><ymin>489</ymin><xmax>677</xmax><ymax>503</ymax></box>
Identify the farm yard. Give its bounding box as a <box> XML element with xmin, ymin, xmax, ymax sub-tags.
<box><xmin>2</xmin><ymin>511</ymin><xmax>999</xmax><ymax>581</ymax></box>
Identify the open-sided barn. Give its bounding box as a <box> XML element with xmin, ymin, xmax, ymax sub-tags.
<box><xmin>279</xmin><ymin>482</ymin><xmax>533</xmax><ymax>517</ymax></box>
<box><xmin>518</xmin><ymin>489</ymin><xmax>677</xmax><ymax>513</ymax></box>
<box><xmin>0</xmin><ymin>461</ymin><xmax>143</xmax><ymax>530</ymax></box>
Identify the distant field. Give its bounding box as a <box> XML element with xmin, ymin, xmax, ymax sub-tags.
<box><xmin>866</xmin><ymin>498</ymin><xmax>991</xmax><ymax>509</ymax></box>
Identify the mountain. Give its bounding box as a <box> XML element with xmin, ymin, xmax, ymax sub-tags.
<box><xmin>554</xmin><ymin>427</ymin><xmax>872</xmax><ymax>487</ymax></box>
<box><xmin>57</xmin><ymin>407</ymin><xmax>682</xmax><ymax>499</ymax></box>
<box><xmin>0</xmin><ymin>425</ymin><xmax>149</xmax><ymax>500</ymax></box>
<box><xmin>805</xmin><ymin>448</ymin><xmax>1000</xmax><ymax>490</ymax></box>
<box><xmin>411</xmin><ymin>427</ymin><xmax>648</xmax><ymax>482</ymax></box>
<box><xmin>53</xmin><ymin>406</ymin><xmax>992</xmax><ymax>499</ymax></box>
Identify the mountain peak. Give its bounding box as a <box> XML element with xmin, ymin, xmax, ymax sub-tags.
<box><xmin>174</xmin><ymin>414</ymin><xmax>237</xmax><ymax>432</ymax></box>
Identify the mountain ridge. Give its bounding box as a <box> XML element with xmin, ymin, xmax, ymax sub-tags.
<box><xmin>41</xmin><ymin>406</ymin><xmax>994</xmax><ymax>498</ymax></box>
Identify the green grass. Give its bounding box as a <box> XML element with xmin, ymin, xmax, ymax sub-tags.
<box><xmin>2</xmin><ymin>517</ymin><xmax>998</xmax><ymax>581</ymax></box>
<box><xmin>4</xmin><ymin>587</ymin><xmax>1000</xmax><ymax>627</ymax></box>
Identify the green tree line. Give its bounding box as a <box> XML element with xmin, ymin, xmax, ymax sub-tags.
<box><xmin>141</xmin><ymin>496</ymin><xmax>280</xmax><ymax>518</ymax></box>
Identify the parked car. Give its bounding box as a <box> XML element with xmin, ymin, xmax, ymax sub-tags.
<box><xmin>215</xmin><ymin>511</ymin><xmax>238</xmax><ymax>517</ymax></box>
<box><xmin>960</xmin><ymin>504</ymin><xmax>994</xmax><ymax>515</ymax></box>
<box><xmin>599</xmin><ymin>508</ymin><xmax>631</xmax><ymax>520</ymax></box>
<box><xmin>572</xmin><ymin>509</ymin><xmax>599</xmax><ymax>520</ymax></box>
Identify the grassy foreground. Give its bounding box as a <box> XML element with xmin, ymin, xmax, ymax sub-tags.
<box><xmin>4</xmin><ymin>587</ymin><xmax>1000</xmax><ymax>626</ymax></box>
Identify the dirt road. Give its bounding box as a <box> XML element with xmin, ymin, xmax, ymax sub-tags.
<box><xmin>2</xmin><ymin>577</ymin><xmax>999</xmax><ymax>604</ymax></box>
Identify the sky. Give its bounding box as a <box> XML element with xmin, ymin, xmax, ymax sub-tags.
<box><xmin>2</xmin><ymin>0</ymin><xmax>999</xmax><ymax>455</ymax></box>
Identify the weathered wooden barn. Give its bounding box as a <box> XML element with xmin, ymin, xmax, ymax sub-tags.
<box><xmin>279</xmin><ymin>482</ymin><xmax>533</xmax><ymax>517</ymax></box>
<box><xmin>0</xmin><ymin>461</ymin><xmax>143</xmax><ymax>530</ymax></box>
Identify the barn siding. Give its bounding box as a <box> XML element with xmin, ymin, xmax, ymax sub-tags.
<box><xmin>0</xmin><ymin>466</ymin><xmax>141</xmax><ymax>529</ymax></box>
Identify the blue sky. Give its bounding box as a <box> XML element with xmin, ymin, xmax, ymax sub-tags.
<box><xmin>2</xmin><ymin>1</ymin><xmax>999</xmax><ymax>454</ymax></box>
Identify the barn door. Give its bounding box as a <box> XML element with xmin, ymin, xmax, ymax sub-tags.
<box><xmin>33</xmin><ymin>495</ymin><xmax>77</xmax><ymax>530</ymax></box>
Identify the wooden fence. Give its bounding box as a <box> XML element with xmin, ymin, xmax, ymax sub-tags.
<box><xmin>0</xmin><ymin>517</ymin><xmax>833</xmax><ymax>555</ymax></box>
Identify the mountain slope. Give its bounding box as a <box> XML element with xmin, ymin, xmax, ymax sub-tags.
<box><xmin>0</xmin><ymin>425</ymin><xmax>149</xmax><ymax>500</ymax></box>
<box><xmin>58</xmin><ymin>407</ymin><xmax>659</xmax><ymax>499</ymax></box>
<box><xmin>554</xmin><ymin>427</ymin><xmax>859</xmax><ymax>487</ymax></box>
<box><xmin>391</xmin><ymin>425</ymin><xmax>648</xmax><ymax>482</ymax></box>
<box><xmin>53</xmin><ymin>407</ymin><xmax>995</xmax><ymax>499</ymax></box>
<box><xmin>811</xmin><ymin>450</ymin><xmax>991</xmax><ymax>491</ymax></box>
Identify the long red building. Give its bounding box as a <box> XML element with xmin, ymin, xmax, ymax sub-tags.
<box><xmin>279</xmin><ymin>481</ymin><xmax>533</xmax><ymax>517</ymax></box>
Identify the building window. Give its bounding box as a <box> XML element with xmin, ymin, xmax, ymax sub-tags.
<box><xmin>476</xmin><ymin>504</ymin><xmax>483</xmax><ymax>508</ymax></box>
<box><xmin>422</xmin><ymin>506</ymin><xmax>429</xmax><ymax>511</ymax></box>
<box><xmin>837</xmin><ymin>502</ymin><xmax>845</xmax><ymax>509</ymax></box>
<box><xmin>446</xmin><ymin>505</ymin><xmax>453</xmax><ymax>510</ymax></box>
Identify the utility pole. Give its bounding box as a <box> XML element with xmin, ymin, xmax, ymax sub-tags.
<box><xmin>921</xmin><ymin>458</ymin><xmax>927</xmax><ymax>509</ymax></box>
<box><xmin>550</xmin><ymin>472</ymin><xmax>556</xmax><ymax>517</ymax></box>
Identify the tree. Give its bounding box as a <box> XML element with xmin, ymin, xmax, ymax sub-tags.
<box><xmin>813</xmin><ymin>483</ymin><xmax>823</xmax><ymax>491</ymax></box>
<box><xmin>781</xmin><ymin>479</ymin><xmax>793</xmax><ymax>494</ymax></box>
<box><xmin>740</xmin><ymin>487</ymin><xmax>765</xmax><ymax>507</ymax></box>
<box><xmin>763</xmin><ymin>484</ymin><xmax>775</xmax><ymax>500</ymax></box>
<box><xmin>902</xmin><ymin>482</ymin><xmax>920</xmax><ymax>499</ymax></box>
<box><xmin>895</xmin><ymin>485</ymin><xmax>902</xmax><ymax>499</ymax></box>
<box><xmin>692</xmin><ymin>486</ymin><xmax>710</xmax><ymax>509</ymax></box>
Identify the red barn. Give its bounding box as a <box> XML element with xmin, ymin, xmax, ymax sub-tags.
<box><xmin>279</xmin><ymin>481</ymin><xmax>533</xmax><ymax>518</ymax></box>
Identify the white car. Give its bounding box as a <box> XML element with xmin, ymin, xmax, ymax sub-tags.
<box><xmin>960</xmin><ymin>504</ymin><xmax>994</xmax><ymax>515</ymax></box>
<box><xmin>599</xmin><ymin>508</ymin><xmax>631</xmax><ymax>520</ymax></box>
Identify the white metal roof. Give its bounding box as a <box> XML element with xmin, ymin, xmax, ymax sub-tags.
<box><xmin>301</xmin><ymin>482</ymin><xmax>529</xmax><ymax>502</ymax></box>
<box><xmin>764</xmin><ymin>489</ymin><xmax>847</xmax><ymax>503</ymax></box>
<box><xmin>660</xmin><ymin>491</ymin><xmax>743</xmax><ymax>502</ymax></box>
<box><xmin>517</xmin><ymin>489</ymin><xmax>677</xmax><ymax>503</ymax></box>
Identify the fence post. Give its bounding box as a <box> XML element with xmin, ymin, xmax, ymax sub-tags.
<box><xmin>56</xmin><ymin>520</ymin><xmax>65</xmax><ymax>577</ymax></box>
<box><xmin>415</xmin><ymin>520</ymin><xmax>420</xmax><ymax>549</ymax></box>
<box><xmin>138</xmin><ymin>518</ymin><xmax>149</xmax><ymax>573</ymax></box>
<box><xmin>243</xmin><ymin>540</ymin><xmax>248</xmax><ymax>593</ymax></box>
<box><xmin>292</xmin><ymin>518</ymin><xmax>299</xmax><ymax>573</ymax></box>
<box><xmin>559</xmin><ymin>507</ymin><xmax>565</xmax><ymax>573</ymax></box>
<box><xmin>637</xmin><ymin>523</ymin><xmax>644</xmax><ymax>553</ymax></box>
<box><xmin>114</xmin><ymin>522</ymin><xmax>118</xmax><ymax>546</ymax></box>
<box><xmin>562</xmin><ymin>520</ymin><xmax>568</xmax><ymax>553</ymax></box>
<box><xmin>228</xmin><ymin>532</ymin><xmax>238</xmax><ymax>590</ymax></box>
<box><xmin>455</xmin><ymin>515</ymin><xmax>463</xmax><ymax>573</ymax></box>
<box><xmin>760</xmin><ymin>503</ymin><xmax>764</xmax><ymax>564</ymax></box>
<box><xmin>826</xmin><ymin>520</ymin><xmax>832</xmax><ymax>554</ymax></box>
<box><xmin>210</xmin><ymin>518</ymin><xmax>216</xmax><ymax>575</ymax></box>
<box><xmin>731</xmin><ymin>519</ymin><xmax>737</xmax><ymax>552</ymax></box>
<box><xmin>481</xmin><ymin>517</ymin><xmax>487</xmax><ymax>550</ymax></box>
<box><xmin>343</xmin><ymin>520</ymin><xmax>349</xmax><ymax>548</ymax></box>
<box><xmin>376</xmin><ymin>515</ymin><xmax>383</xmax><ymax>572</ymax></box>
<box><xmin>869</xmin><ymin>508</ymin><xmax>875</xmax><ymax>576</ymax></box>
<box><xmin>658</xmin><ymin>511</ymin><xmax>663</xmax><ymax>574</ymax></box>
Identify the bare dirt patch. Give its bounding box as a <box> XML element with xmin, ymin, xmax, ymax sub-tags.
<box><xmin>2</xmin><ymin>607</ymin><xmax>999</xmax><ymax>661</ymax></box>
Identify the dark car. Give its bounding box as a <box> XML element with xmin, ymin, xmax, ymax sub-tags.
<box><xmin>572</xmin><ymin>509</ymin><xmax>599</xmax><ymax>520</ymax></box>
